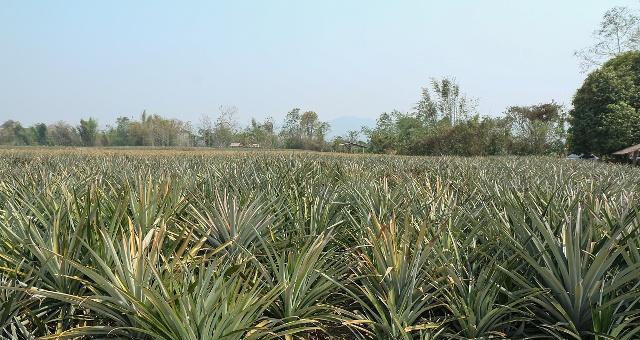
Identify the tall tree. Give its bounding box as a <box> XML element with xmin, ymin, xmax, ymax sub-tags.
<box><xmin>47</xmin><ymin>121</ymin><xmax>80</xmax><ymax>146</ymax></box>
<box><xmin>366</xmin><ymin>111</ymin><xmax>398</xmax><ymax>153</ymax></box>
<box><xmin>33</xmin><ymin>123</ymin><xmax>48</xmax><ymax>145</ymax></box>
<box><xmin>300</xmin><ymin>111</ymin><xmax>319</xmax><ymax>139</ymax></box>
<box><xmin>569</xmin><ymin>51</ymin><xmax>640</xmax><ymax>154</ymax></box>
<box><xmin>505</xmin><ymin>102</ymin><xmax>566</xmax><ymax>154</ymax></box>
<box><xmin>415</xmin><ymin>77</ymin><xmax>476</xmax><ymax>126</ymax></box>
<box><xmin>0</xmin><ymin>120</ymin><xmax>31</xmax><ymax>145</ymax></box>
<box><xmin>280</xmin><ymin>108</ymin><xmax>303</xmax><ymax>149</ymax></box>
<box><xmin>313</xmin><ymin>121</ymin><xmax>330</xmax><ymax>147</ymax></box>
<box><xmin>198</xmin><ymin>115</ymin><xmax>215</xmax><ymax>147</ymax></box>
<box><xmin>241</xmin><ymin>117</ymin><xmax>276</xmax><ymax>147</ymax></box>
<box><xmin>279</xmin><ymin>108</ymin><xmax>329</xmax><ymax>150</ymax></box>
<box><xmin>111</xmin><ymin>117</ymin><xmax>132</xmax><ymax>146</ymax></box>
<box><xmin>575</xmin><ymin>6</ymin><xmax>640</xmax><ymax>72</ymax></box>
<box><xmin>212</xmin><ymin>105</ymin><xmax>238</xmax><ymax>147</ymax></box>
<box><xmin>78</xmin><ymin>118</ymin><xmax>98</xmax><ymax>146</ymax></box>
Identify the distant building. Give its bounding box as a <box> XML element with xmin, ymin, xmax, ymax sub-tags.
<box><xmin>229</xmin><ymin>142</ymin><xmax>243</xmax><ymax>148</ymax></box>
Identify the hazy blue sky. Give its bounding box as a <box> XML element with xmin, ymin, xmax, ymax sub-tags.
<box><xmin>1</xmin><ymin>0</ymin><xmax>637</xmax><ymax>128</ymax></box>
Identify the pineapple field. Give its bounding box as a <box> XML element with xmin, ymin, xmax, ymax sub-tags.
<box><xmin>0</xmin><ymin>148</ymin><xmax>639</xmax><ymax>339</ymax></box>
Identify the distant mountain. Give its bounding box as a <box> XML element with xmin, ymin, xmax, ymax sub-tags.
<box><xmin>327</xmin><ymin>116</ymin><xmax>376</xmax><ymax>139</ymax></box>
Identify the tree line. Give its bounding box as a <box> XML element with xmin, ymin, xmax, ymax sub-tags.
<box><xmin>363</xmin><ymin>78</ymin><xmax>566</xmax><ymax>156</ymax></box>
<box><xmin>0</xmin><ymin>89</ymin><xmax>569</xmax><ymax>156</ymax></box>
<box><xmin>0</xmin><ymin>60</ymin><xmax>634</xmax><ymax>156</ymax></box>
<box><xmin>0</xmin><ymin>106</ymin><xmax>331</xmax><ymax>151</ymax></box>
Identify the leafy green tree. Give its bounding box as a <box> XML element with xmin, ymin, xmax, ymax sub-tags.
<box><xmin>33</xmin><ymin>123</ymin><xmax>48</xmax><ymax>145</ymax></box>
<box><xmin>601</xmin><ymin>102</ymin><xmax>640</xmax><ymax>152</ymax></box>
<box><xmin>78</xmin><ymin>118</ymin><xmax>98</xmax><ymax>146</ymax></box>
<box><xmin>279</xmin><ymin>108</ymin><xmax>329</xmax><ymax>150</ymax></box>
<box><xmin>241</xmin><ymin>117</ymin><xmax>276</xmax><ymax>147</ymax></box>
<box><xmin>505</xmin><ymin>102</ymin><xmax>566</xmax><ymax>155</ymax></box>
<box><xmin>280</xmin><ymin>108</ymin><xmax>303</xmax><ymax>149</ymax></box>
<box><xmin>300</xmin><ymin>111</ymin><xmax>319</xmax><ymax>139</ymax></box>
<box><xmin>415</xmin><ymin>77</ymin><xmax>477</xmax><ymax>126</ymax></box>
<box><xmin>110</xmin><ymin>117</ymin><xmax>133</xmax><ymax>146</ymax></box>
<box><xmin>120</xmin><ymin>111</ymin><xmax>194</xmax><ymax>147</ymax></box>
<box><xmin>47</xmin><ymin>121</ymin><xmax>80</xmax><ymax>146</ymax></box>
<box><xmin>480</xmin><ymin>116</ymin><xmax>512</xmax><ymax>155</ymax></box>
<box><xmin>394</xmin><ymin>113</ymin><xmax>427</xmax><ymax>154</ymax></box>
<box><xmin>569</xmin><ymin>51</ymin><xmax>640</xmax><ymax>154</ymax></box>
<box><xmin>330</xmin><ymin>135</ymin><xmax>347</xmax><ymax>151</ymax></box>
<box><xmin>301</xmin><ymin>111</ymin><xmax>330</xmax><ymax>150</ymax></box>
<box><xmin>132</xmin><ymin>110</ymin><xmax>166</xmax><ymax>146</ymax></box>
<box><xmin>366</xmin><ymin>112</ymin><xmax>398</xmax><ymax>153</ymax></box>
<box><xmin>0</xmin><ymin>120</ymin><xmax>32</xmax><ymax>145</ymax></box>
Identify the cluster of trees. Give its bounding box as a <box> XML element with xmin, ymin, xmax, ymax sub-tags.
<box><xmin>1</xmin><ymin>88</ymin><xmax>567</xmax><ymax>157</ymax></box>
<box><xmin>0</xmin><ymin>114</ymin><xmax>193</xmax><ymax>148</ymax></box>
<box><xmin>0</xmin><ymin>120</ymin><xmax>87</xmax><ymax>147</ymax></box>
<box><xmin>0</xmin><ymin>107</ymin><xmax>331</xmax><ymax>150</ymax></box>
<box><xmin>279</xmin><ymin>109</ymin><xmax>330</xmax><ymax>150</ymax></box>
<box><xmin>106</xmin><ymin>112</ymin><xmax>194</xmax><ymax>147</ymax></box>
<box><xmin>363</xmin><ymin>78</ymin><xmax>567</xmax><ymax>156</ymax></box>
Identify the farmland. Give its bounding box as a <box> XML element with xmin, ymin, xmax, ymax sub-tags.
<box><xmin>0</xmin><ymin>149</ymin><xmax>639</xmax><ymax>339</ymax></box>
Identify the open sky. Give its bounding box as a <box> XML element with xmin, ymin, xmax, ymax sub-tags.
<box><xmin>1</xmin><ymin>0</ymin><xmax>638</xmax><ymax>129</ymax></box>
